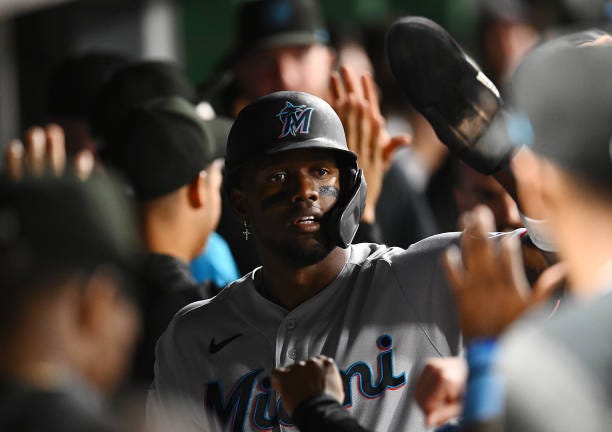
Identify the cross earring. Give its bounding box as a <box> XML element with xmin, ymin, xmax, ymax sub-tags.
<box><xmin>243</xmin><ymin>220</ymin><xmax>252</xmax><ymax>241</ymax></box>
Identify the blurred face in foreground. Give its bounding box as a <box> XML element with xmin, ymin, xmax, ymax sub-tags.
<box><xmin>86</xmin><ymin>273</ymin><xmax>140</xmax><ymax>395</ymax></box>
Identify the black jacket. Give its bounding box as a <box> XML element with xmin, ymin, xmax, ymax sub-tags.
<box><xmin>130</xmin><ymin>253</ymin><xmax>220</xmax><ymax>385</ymax></box>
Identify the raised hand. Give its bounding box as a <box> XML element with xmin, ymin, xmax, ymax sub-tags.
<box><xmin>443</xmin><ymin>205</ymin><xmax>566</xmax><ymax>341</ymax></box>
<box><xmin>330</xmin><ymin>66</ymin><xmax>410</xmax><ymax>223</ymax></box>
<box><xmin>4</xmin><ymin>124</ymin><xmax>94</xmax><ymax>180</ymax></box>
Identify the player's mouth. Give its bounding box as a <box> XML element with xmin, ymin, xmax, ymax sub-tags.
<box><xmin>291</xmin><ymin>215</ymin><xmax>321</xmax><ymax>233</ymax></box>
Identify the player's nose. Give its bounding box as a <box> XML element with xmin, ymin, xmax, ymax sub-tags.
<box><xmin>291</xmin><ymin>172</ymin><xmax>319</xmax><ymax>204</ymax></box>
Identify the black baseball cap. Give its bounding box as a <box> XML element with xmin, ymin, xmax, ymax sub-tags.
<box><xmin>508</xmin><ymin>40</ymin><xmax>612</xmax><ymax>193</ymax></box>
<box><xmin>225</xmin><ymin>91</ymin><xmax>355</xmax><ymax>188</ymax></box>
<box><xmin>0</xmin><ymin>174</ymin><xmax>139</xmax><ymax>298</ymax></box>
<box><xmin>234</xmin><ymin>0</ymin><xmax>329</xmax><ymax>57</ymax></box>
<box><xmin>106</xmin><ymin>96</ymin><xmax>225</xmax><ymax>201</ymax></box>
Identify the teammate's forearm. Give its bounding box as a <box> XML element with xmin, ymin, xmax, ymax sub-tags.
<box><xmin>292</xmin><ymin>394</ymin><xmax>371</xmax><ymax>432</ymax></box>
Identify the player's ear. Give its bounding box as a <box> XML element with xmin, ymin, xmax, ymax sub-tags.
<box><xmin>535</xmin><ymin>157</ymin><xmax>565</xmax><ymax>213</ymax></box>
<box><xmin>512</xmin><ymin>147</ymin><xmax>547</xmax><ymax>219</ymax></box>
<box><xmin>188</xmin><ymin>170</ymin><xmax>207</xmax><ymax>209</ymax></box>
<box><xmin>77</xmin><ymin>269</ymin><xmax>122</xmax><ymax>337</ymax></box>
<box><xmin>230</xmin><ymin>187</ymin><xmax>248</xmax><ymax>220</ymax></box>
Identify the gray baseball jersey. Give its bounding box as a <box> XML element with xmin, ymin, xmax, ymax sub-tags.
<box><xmin>149</xmin><ymin>233</ymin><xmax>462</xmax><ymax>432</ymax></box>
<box><xmin>499</xmin><ymin>289</ymin><xmax>612</xmax><ymax>432</ymax></box>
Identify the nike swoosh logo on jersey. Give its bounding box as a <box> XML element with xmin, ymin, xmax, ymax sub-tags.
<box><xmin>209</xmin><ymin>333</ymin><xmax>243</xmax><ymax>354</ymax></box>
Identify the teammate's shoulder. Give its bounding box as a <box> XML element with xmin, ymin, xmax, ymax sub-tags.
<box><xmin>171</xmin><ymin>271</ymin><xmax>255</xmax><ymax>324</ymax></box>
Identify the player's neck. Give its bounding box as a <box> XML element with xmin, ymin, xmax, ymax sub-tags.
<box><xmin>142</xmin><ymin>211</ymin><xmax>203</xmax><ymax>263</ymax></box>
<box><xmin>258</xmin><ymin>247</ymin><xmax>349</xmax><ymax>310</ymax></box>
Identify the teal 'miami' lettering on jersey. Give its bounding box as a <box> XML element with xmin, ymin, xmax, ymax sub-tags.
<box><xmin>204</xmin><ymin>335</ymin><xmax>406</xmax><ymax>431</ymax></box>
<box><xmin>342</xmin><ymin>335</ymin><xmax>406</xmax><ymax>407</ymax></box>
<box><xmin>252</xmin><ymin>376</ymin><xmax>293</xmax><ymax>430</ymax></box>
<box><xmin>205</xmin><ymin>369</ymin><xmax>261</xmax><ymax>431</ymax></box>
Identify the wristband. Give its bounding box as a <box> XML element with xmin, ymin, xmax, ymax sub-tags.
<box><xmin>463</xmin><ymin>338</ymin><xmax>504</xmax><ymax>422</ymax></box>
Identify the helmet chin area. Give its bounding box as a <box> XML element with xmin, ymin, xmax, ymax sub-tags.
<box><xmin>327</xmin><ymin>168</ymin><xmax>366</xmax><ymax>248</ymax></box>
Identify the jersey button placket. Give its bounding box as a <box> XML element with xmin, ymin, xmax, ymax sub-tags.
<box><xmin>288</xmin><ymin>348</ymin><xmax>298</xmax><ymax>360</ymax></box>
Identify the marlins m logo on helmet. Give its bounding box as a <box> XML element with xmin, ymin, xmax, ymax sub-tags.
<box><xmin>277</xmin><ymin>101</ymin><xmax>315</xmax><ymax>138</ymax></box>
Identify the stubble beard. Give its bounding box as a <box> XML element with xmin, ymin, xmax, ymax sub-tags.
<box><xmin>259</xmin><ymin>229</ymin><xmax>335</xmax><ymax>267</ymax></box>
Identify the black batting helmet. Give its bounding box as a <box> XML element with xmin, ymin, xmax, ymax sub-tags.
<box><xmin>225</xmin><ymin>91</ymin><xmax>366</xmax><ymax>248</ymax></box>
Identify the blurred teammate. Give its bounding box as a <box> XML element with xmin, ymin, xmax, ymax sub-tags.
<box><xmin>92</xmin><ymin>60</ymin><xmax>240</xmax><ymax>287</ymax></box>
<box><xmin>203</xmin><ymin>0</ymin><xmax>335</xmax><ymax>117</ymax></box>
<box><xmin>103</xmin><ymin>96</ymin><xmax>225</xmax><ymax>384</ymax></box>
<box><xmin>0</xmin><ymin>174</ymin><xmax>140</xmax><ymax>432</ymax></box>
<box><xmin>445</xmin><ymin>37</ymin><xmax>612</xmax><ymax>432</ymax></box>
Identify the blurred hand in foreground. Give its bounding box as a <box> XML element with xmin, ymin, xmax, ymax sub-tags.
<box><xmin>444</xmin><ymin>205</ymin><xmax>566</xmax><ymax>341</ymax></box>
<box><xmin>415</xmin><ymin>356</ymin><xmax>467</xmax><ymax>427</ymax></box>
<box><xmin>5</xmin><ymin>124</ymin><xmax>94</xmax><ymax>180</ymax></box>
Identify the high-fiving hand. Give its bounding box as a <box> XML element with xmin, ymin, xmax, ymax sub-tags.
<box><xmin>330</xmin><ymin>66</ymin><xmax>410</xmax><ymax>223</ymax></box>
<box><xmin>5</xmin><ymin>124</ymin><xmax>94</xmax><ymax>180</ymax></box>
<box><xmin>443</xmin><ymin>205</ymin><xmax>566</xmax><ymax>341</ymax></box>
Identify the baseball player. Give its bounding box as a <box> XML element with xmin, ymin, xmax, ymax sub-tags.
<box><xmin>149</xmin><ymin>90</ymin><xmax>464</xmax><ymax>432</ymax></box>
